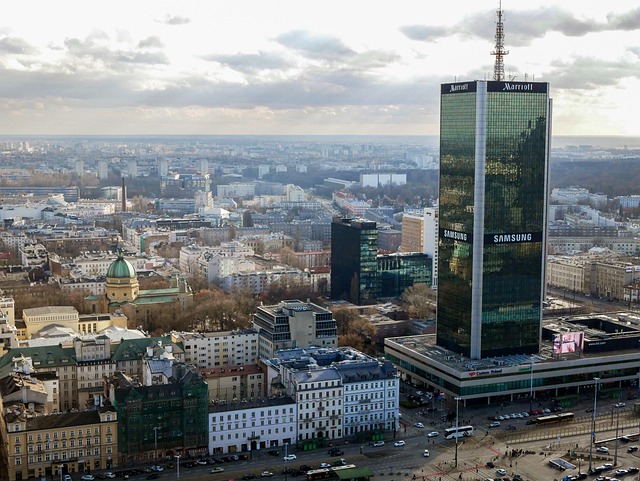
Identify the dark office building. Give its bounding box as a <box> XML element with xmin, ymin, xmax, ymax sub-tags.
<box><xmin>436</xmin><ymin>80</ymin><xmax>551</xmax><ymax>359</ymax></box>
<box><xmin>377</xmin><ymin>252</ymin><xmax>431</xmax><ymax>298</ymax></box>
<box><xmin>331</xmin><ymin>217</ymin><xmax>380</xmax><ymax>305</ymax></box>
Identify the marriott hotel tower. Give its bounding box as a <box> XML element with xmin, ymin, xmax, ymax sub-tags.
<box><xmin>436</xmin><ymin>80</ymin><xmax>552</xmax><ymax>359</ymax></box>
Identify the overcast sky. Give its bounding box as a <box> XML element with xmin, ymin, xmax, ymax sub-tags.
<box><xmin>1</xmin><ymin>1</ymin><xmax>639</xmax><ymax>137</ymax></box>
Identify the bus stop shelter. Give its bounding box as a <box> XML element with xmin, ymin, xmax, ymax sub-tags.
<box><xmin>335</xmin><ymin>467</ymin><xmax>375</xmax><ymax>481</ymax></box>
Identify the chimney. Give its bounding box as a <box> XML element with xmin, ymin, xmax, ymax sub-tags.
<box><xmin>121</xmin><ymin>176</ymin><xmax>127</xmax><ymax>212</ymax></box>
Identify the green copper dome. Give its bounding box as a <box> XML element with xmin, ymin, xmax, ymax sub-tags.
<box><xmin>106</xmin><ymin>254</ymin><xmax>136</xmax><ymax>279</ymax></box>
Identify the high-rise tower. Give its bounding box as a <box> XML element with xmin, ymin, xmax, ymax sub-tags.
<box><xmin>330</xmin><ymin>217</ymin><xmax>380</xmax><ymax>305</ymax></box>
<box><xmin>436</xmin><ymin>5</ymin><xmax>552</xmax><ymax>359</ymax></box>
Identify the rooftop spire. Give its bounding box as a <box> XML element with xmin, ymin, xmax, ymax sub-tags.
<box><xmin>490</xmin><ymin>0</ymin><xmax>509</xmax><ymax>81</ymax></box>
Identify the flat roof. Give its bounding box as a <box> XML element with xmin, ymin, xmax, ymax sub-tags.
<box><xmin>387</xmin><ymin>311</ymin><xmax>640</xmax><ymax>375</ymax></box>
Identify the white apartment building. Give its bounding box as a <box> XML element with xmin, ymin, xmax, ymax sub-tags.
<box><xmin>290</xmin><ymin>369</ymin><xmax>343</xmax><ymax>441</ymax></box>
<box><xmin>173</xmin><ymin>329</ymin><xmax>259</xmax><ymax>368</ymax></box>
<box><xmin>222</xmin><ymin>267</ymin><xmax>305</xmax><ymax>295</ymax></box>
<box><xmin>337</xmin><ymin>359</ymin><xmax>400</xmax><ymax>435</ymax></box>
<box><xmin>208</xmin><ymin>397</ymin><xmax>296</xmax><ymax>454</ymax></box>
<box><xmin>198</xmin><ymin>252</ymin><xmax>255</xmax><ymax>285</ymax></box>
<box><xmin>272</xmin><ymin>346</ymin><xmax>399</xmax><ymax>442</ymax></box>
<box><xmin>0</xmin><ymin>231</ymin><xmax>28</xmax><ymax>252</ymax></box>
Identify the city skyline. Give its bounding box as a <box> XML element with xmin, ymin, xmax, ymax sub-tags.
<box><xmin>0</xmin><ymin>1</ymin><xmax>638</xmax><ymax>136</ymax></box>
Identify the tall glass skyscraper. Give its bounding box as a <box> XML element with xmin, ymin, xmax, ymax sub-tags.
<box><xmin>330</xmin><ymin>217</ymin><xmax>380</xmax><ymax>305</ymax></box>
<box><xmin>436</xmin><ymin>80</ymin><xmax>551</xmax><ymax>359</ymax></box>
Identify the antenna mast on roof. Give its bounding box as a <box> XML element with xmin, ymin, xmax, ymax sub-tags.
<box><xmin>491</xmin><ymin>0</ymin><xmax>509</xmax><ymax>81</ymax></box>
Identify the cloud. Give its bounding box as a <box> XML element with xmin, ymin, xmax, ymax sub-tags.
<box><xmin>548</xmin><ymin>56</ymin><xmax>640</xmax><ymax>90</ymax></box>
<box><xmin>0</xmin><ymin>36</ymin><xmax>37</xmax><ymax>55</ymax></box>
<box><xmin>163</xmin><ymin>15</ymin><xmax>190</xmax><ymax>26</ymax></box>
<box><xmin>62</xmin><ymin>35</ymin><xmax>169</xmax><ymax>72</ymax></box>
<box><xmin>607</xmin><ymin>7</ymin><xmax>640</xmax><ymax>30</ymax></box>
<box><xmin>203</xmin><ymin>51</ymin><xmax>292</xmax><ymax>74</ymax></box>
<box><xmin>275</xmin><ymin>30</ymin><xmax>355</xmax><ymax>61</ymax></box>
<box><xmin>138</xmin><ymin>36</ymin><xmax>164</xmax><ymax>49</ymax></box>
<box><xmin>399</xmin><ymin>25</ymin><xmax>451</xmax><ymax>42</ymax></box>
<box><xmin>400</xmin><ymin>6</ymin><xmax>640</xmax><ymax>47</ymax></box>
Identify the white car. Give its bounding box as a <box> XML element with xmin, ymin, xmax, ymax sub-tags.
<box><xmin>414</xmin><ymin>422</ymin><xmax>425</xmax><ymax>428</ymax></box>
<box><xmin>489</xmin><ymin>421</ymin><xmax>501</xmax><ymax>428</ymax></box>
<box><xmin>150</xmin><ymin>467</ymin><xmax>164</xmax><ymax>473</ymax></box>
<box><xmin>210</xmin><ymin>468</ymin><xmax>225</xmax><ymax>474</ymax></box>
<box><xmin>596</xmin><ymin>446</ymin><xmax>609</xmax><ymax>453</ymax></box>
<box><xmin>496</xmin><ymin>469</ymin><xmax>507</xmax><ymax>476</ymax></box>
<box><xmin>104</xmin><ymin>474</ymin><xmax>116</xmax><ymax>479</ymax></box>
<box><xmin>394</xmin><ymin>440</ymin><xmax>406</xmax><ymax>447</ymax></box>
<box><xmin>81</xmin><ymin>476</ymin><xmax>95</xmax><ymax>481</ymax></box>
<box><xmin>423</xmin><ymin>449</ymin><xmax>430</xmax><ymax>457</ymax></box>
<box><xmin>497</xmin><ymin>415</ymin><xmax>505</xmax><ymax>420</ymax></box>
<box><xmin>427</xmin><ymin>431</ymin><xmax>439</xmax><ymax>438</ymax></box>
<box><xmin>283</xmin><ymin>454</ymin><xmax>297</xmax><ymax>461</ymax></box>
<box><xmin>261</xmin><ymin>472</ymin><xmax>274</xmax><ymax>478</ymax></box>
<box><xmin>614</xmin><ymin>402</ymin><xmax>626</xmax><ymax>408</ymax></box>
<box><xmin>373</xmin><ymin>441</ymin><xmax>385</xmax><ymax>447</ymax></box>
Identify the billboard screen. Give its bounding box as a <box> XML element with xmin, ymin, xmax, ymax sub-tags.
<box><xmin>554</xmin><ymin>331</ymin><xmax>584</xmax><ymax>354</ymax></box>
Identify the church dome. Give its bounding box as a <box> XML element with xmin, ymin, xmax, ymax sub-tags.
<box><xmin>106</xmin><ymin>254</ymin><xmax>136</xmax><ymax>279</ymax></box>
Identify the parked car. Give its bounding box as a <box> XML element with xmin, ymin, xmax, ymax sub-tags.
<box><xmin>267</xmin><ymin>450</ymin><xmax>280</xmax><ymax>457</ymax></box>
<box><xmin>197</xmin><ymin>460</ymin><xmax>208</xmax><ymax>466</ymax></box>
<box><xmin>81</xmin><ymin>476</ymin><xmax>95</xmax><ymax>481</ymax></box>
<box><xmin>105</xmin><ymin>474</ymin><xmax>116</xmax><ymax>479</ymax></box>
<box><xmin>394</xmin><ymin>440</ymin><xmax>406</xmax><ymax>447</ymax></box>
<box><xmin>210</xmin><ymin>468</ymin><xmax>225</xmax><ymax>474</ymax></box>
<box><xmin>373</xmin><ymin>441</ymin><xmax>385</xmax><ymax>447</ymax></box>
<box><xmin>596</xmin><ymin>447</ymin><xmax>609</xmax><ymax>453</ymax></box>
<box><xmin>284</xmin><ymin>454</ymin><xmax>297</xmax><ymax>461</ymax></box>
<box><xmin>489</xmin><ymin>422</ymin><xmax>501</xmax><ymax>428</ymax></box>
<box><xmin>628</xmin><ymin>446</ymin><xmax>639</xmax><ymax>453</ymax></box>
<box><xmin>150</xmin><ymin>467</ymin><xmax>164</xmax><ymax>473</ymax></box>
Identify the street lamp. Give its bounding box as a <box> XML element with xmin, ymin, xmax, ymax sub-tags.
<box><xmin>153</xmin><ymin>426</ymin><xmax>160</xmax><ymax>469</ymax></box>
<box><xmin>588</xmin><ymin>377</ymin><xmax>600</xmax><ymax>473</ymax></box>
<box><xmin>59</xmin><ymin>464</ymin><xmax>64</xmax><ymax>481</ymax></box>
<box><xmin>454</xmin><ymin>397</ymin><xmax>461</xmax><ymax>469</ymax></box>
<box><xmin>529</xmin><ymin>359</ymin><xmax>535</xmax><ymax>413</ymax></box>
<box><xmin>175</xmin><ymin>455</ymin><xmax>180</xmax><ymax>479</ymax></box>
<box><xmin>577</xmin><ymin>458</ymin><xmax>583</xmax><ymax>475</ymax></box>
<box><xmin>614</xmin><ymin>407</ymin><xmax>621</xmax><ymax>466</ymax></box>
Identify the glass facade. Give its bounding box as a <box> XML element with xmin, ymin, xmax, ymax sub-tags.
<box><xmin>330</xmin><ymin>218</ymin><xmax>380</xmax><ymax>304</ymax></box>
<box><xmin>378</xmin><ymin>253</ymin><xmax>432</xmax><ymax>298</ymax></box>
<box><xmin>437</xmin><ymin>80</ymin><xmax>550</xmax><ymax>359</ymax></box>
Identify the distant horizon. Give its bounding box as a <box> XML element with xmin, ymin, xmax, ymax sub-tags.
<box><xmin>1</xmin><ymin>133</ymin><xmax>639</xmax><ymax>149</ymax></box>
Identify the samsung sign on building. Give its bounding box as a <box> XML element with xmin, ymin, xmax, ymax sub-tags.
<box><xmin>441</xmin><ymin>228</ymin><xmax>472</xmax><ymax>242</ymax></box>
<box><xmin>485</xmin><ymin>232</ymin><xmax>543</xmax><ymax>244</ymax></box>
<box><xmin>440</xmin><ymin>228</ymin><xmax>541</xmax><ymax>244</ymax></box>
